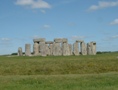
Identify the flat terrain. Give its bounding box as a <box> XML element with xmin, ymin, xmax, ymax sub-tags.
<box><xmin>0</xmin><ymin>53</ymin><xmax>118</xmax><ymax>90</ymax></box>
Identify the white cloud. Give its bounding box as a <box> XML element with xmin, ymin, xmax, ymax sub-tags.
<box><xmin>15</xmin><ymin>0</ymin><xmax>52</xmax><ymax>9</ymax></box>
<box><xmin>15</xmin><ymin>0</ymin><xmax>33</xmax><ymax>5</ymax></box>
<box><xmin>111</xmin><ymin>35</ymin><xmax>118</xmax><ymax>39</ymax></box>
<box><xmin>1</xmin><ymin>38</ymin><xmax>11</xmax><ymax>41</ymax></box>
<box><xmin>110</xmin><ymin>19</ymin><xmax>118</xmax><ymax>25</ymax></box>
<box><xmin>68</xmin><ymin>22</ymin><xmax>76</xmax><ymax>27</ymax></box>
<box><xmin>88</xmin><ymin>1</ymin><xmax>118</xmax><ymax>11</ymax></box>
<box><xmin>31</xmin><ymin>35</ymin><xmax>40</xmax><ymax>39</ymax></box>
<box><xmin>32</xmin><ymin>0</ymin><xmax>51</xmax><ymax>9</ymax></box>
<box><xmin>40</xmin><ymin>9</ymin><xmax>46</xmax><ymax>14</ymax></box>
<box><xmin>0</xmin><ymin>38</ymin><xmax>12</xmax><ymax>47</ymax></box>
<box><xmin>103</xmin><ymin>35</ymin><xmax>118</xmax><ymax>41</ymax></box>
<box><xmin>42</xmin><ymin>24</ymin><xmax>51</xmax><ymax>29</ymax></box>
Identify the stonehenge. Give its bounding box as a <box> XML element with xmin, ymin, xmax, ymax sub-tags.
<box><xmin>18</xmin><ymin>38</ymin><xmax>96</xmax><ymax>56</ymax></box>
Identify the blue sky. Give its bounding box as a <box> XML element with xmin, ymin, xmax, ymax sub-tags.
<box><xmin>0</xmin><ymin>0</ymin><xmax>118</xmax><ymax>55</ymax></box>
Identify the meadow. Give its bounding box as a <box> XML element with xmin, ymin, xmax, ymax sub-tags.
<box><xmin>0</xmin><ymin>53</ymin><xmax>118</xmax><ymax>90</ymax></box>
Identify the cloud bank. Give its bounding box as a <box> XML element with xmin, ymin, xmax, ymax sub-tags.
<box><xmin>43</xmin><ymin>24</ymin><xmax>51</xmax><ymax>29</ymax></box>
<box><xmin>110</xmin><ymin>19</ymin><xmax>118</xmax><ymax>25</ymax></box>
<box><xmin>15</xmin><ymin>0</ymin><xmax>52</xmax><ymax>9</ymax></box>
<box><xmin>88</xmin><ymin>1</ymin><xmax>118</xmax><ymax>11</ymax></box>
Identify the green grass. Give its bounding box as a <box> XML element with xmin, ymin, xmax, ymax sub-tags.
<box><xmin>0</xmin><ymin>52</ymin><xmax>118</xmax><ymax>90</ymax></box>
<box><xmin>0</xmin><ymin>72</ymin><xmax>118</xmax><ymax>90</ymax></box>
<box><xmin>0</xmin><ymin>53</ymin><xmax>118</xmax><ymax>75</ymax></box>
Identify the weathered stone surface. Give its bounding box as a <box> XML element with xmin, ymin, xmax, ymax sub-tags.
<box><xmin>81</xmin><ymin>42</ymin><xmax>87</xmax><ymax>55</ymax></box>
<box><xmin>87</xmin><ymin>42</ymin><xmax>96</xmax><ymax>55</ymax></box>
<box><xmin>49</xmin><ymin>44</ymin><xmax>53</xmax><ymax>55</ymax></box>
<box><xmin>25</xmin><ymin>44</ymin><xmax>31</xmax><ymax>56</ymax></box>
<box><xmin>33</xmin><ymin>43</ymin><xmax>39</xmax><ymax>56</ymax></box>
<box><xmin>87</xmin><ymin>43</ymin><xmax>92</xmax><ymax>55</ymax></box>
<box><xmin>62</xmin><ymin>38</ymin><xmax>68</xmax><ymax>43</ymax></box>
<box><xmin>54</xmin><ymin>38</ymin><xmax>63</xmax><ymax>43</ymax></box>
<box><xmin>62</xmin><ymin>43</ymin><xmax>70</xmax><ymax>56</ymax></box>
<box><xmin>73</xmin><ymin>42</ymin><xmax>79</xmax><ymax>55</ymax></box>
<box><xmin>69</xmin><ymin>44</ymin><xmax>73</xmax><ymax>55</ymax></box>
<box><xmin>33</xmin><ymin>38</ymin><xmax>45</xmax><ymax>43</ymax></box>
<box><xmin>46</xmin><ymin>44</ymin><xmax>50</xmax><ymax>56</ymax></box>
<box><xmin>18</xmin><ymin>47</ymin><xmax>22</xmax><ymax>56</ymax></box>
<box><xmin>52</xmin><ymin>43</ymin><xmax>62</xmax><ymax>56</ymax></box>
<box><xmin>39</xmin><ymin>42</ymin><xmax>46</xmax><ymax>56</ymax></box>
<box><xmin>45</xmin><ymin>41</ymin><xmax>53</xmax><ymax>44</ymax></box>
<box><xmin>90</xmin><ymin>42</ymin><xmax>96</xmax><ymax>55</ymax></box>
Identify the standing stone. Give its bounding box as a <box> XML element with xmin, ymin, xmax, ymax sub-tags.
<box><xmin>25</xmin><ymin>44</ymin><xmax>31</xmax><ymax>56</ymax></box>
<box><xmin>18</xmin><ymin>47</ymin><xmax>22</xmax><ymax>56</ymax></box>
<box><xmin>90</xmin><ymin>42</ymin><xmax>96</xmax><ymax>55</ymax></box>
<box><xmin>39</xmin><ymin>42</ymin><xmax>47</xmax><ymax>56</ymax></box>
<box><xmin>81</xmin><ymin>42</ymin><xmax>87</xmax><ymax>55</ymax></box>
<box><xmin>52</xmin><ymin>42</ymin><xmax>62</xmax><ymax>56</ymax></box>
<box><xmin>49</xmin><ymin>43</ymin><xmax>53</xmax><ymax>56</ymax></box>
<box><xmin>87</xmin><ymin>42</ymin><xmax>96</xmax><ymax>55</ymax></box>
<box><xmin>46</xmin><ymin>44</ymin><xmax>50</xmax><ymax>56</ymax></box>
<box><xmin>62</xmin><ymin>39</ymin><xmax>70</xmax><ymax>56</ymax></box>
<box><xmin>62</xmin><ymin>43</ymin><xmax>70</xmax><ymax>56</ymax></box>
<box><xmin>45</xmin><ymin>41</ymin><xmax>53</xmax><ymax>56</ymax></box>
<box><xmin>73</xmin><ymin>42</ymin><xmax>79</xmax><ymax>55</ymax></box>
<box><xmin>87</xmin><ymin>43</ymin><xmax>92</xmax><ymax>55</ymax></box>
<box><xmin>93</xmin><ymin>42</ymin><xmax>96</xmax><ymax>55</ymax></box>
<box><xmin>33</xmin><ymin>43</ymin><xmax>39</xmax><ymax>56</ymax></box>
<box><xmin>69</xmin><ymin>44</ymin><xmax>73</xmax><ymax>55</ymax></box>
<box><xmin>52</xmin><ymin>43</ymin><xmax>56</xmax><ymax>56</ymax></box>
<box><xmin>53</xmin><ymin>38</ymin><xmax>63</xmax><ymax>56</ymax></box>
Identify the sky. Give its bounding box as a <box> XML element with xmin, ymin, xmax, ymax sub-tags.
<box><xmin>0</xmin><ymin>0</ymin><xmax>118</xmax><ymax>55</ymax></box>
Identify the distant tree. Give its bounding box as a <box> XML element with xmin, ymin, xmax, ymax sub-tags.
<box><xmin>97</xmin><ymin>51</ymin><xmax>102</xmax><ymax>54</ymax></box>
<box><xmin>11</xmin><ymin>53</ymin><xmax>17</xmax><ymax>55</ymax></box>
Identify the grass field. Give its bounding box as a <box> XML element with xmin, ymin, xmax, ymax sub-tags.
<box><xmin>0</xmin><ymin>53</ymin><xmax>118</xmax><ymax>90</ymax></box>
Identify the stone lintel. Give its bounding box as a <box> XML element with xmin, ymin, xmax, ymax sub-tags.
<box><xmin>62</xmin><ymin>38</ymin><xmax>68</xmax><ymax>43</ymax></box>
<box><xmin>91</xmin><ymin>41</ymin><xmax>96</xmax><ymax>44</ymax></box>
<box><xmin>54</xmin><ymin>38</ymin><xmax>63</xmax><ymax>43</ymax></box>
<box><xmin>76</xmin><ymin>40</ymin><xmax>84</xmax><ymax>43</ymax></box>
<box><xmin>33</xmin><ymin>38</ymin><xmax>46</xmax><ymax>43</ymax></box>
<box><xmin>45</xmin><ymin>41</ymin><xmax>53</xmax><ymax>44</ymax></box>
